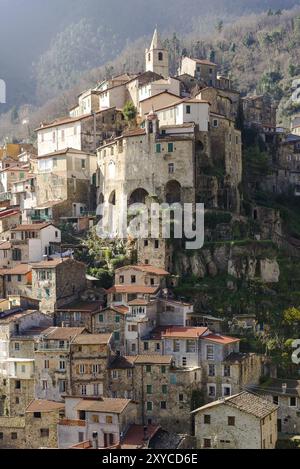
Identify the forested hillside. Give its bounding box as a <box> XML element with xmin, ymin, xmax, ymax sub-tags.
<box><xmin>1</xmin><ymin>2</ymin><xmax>300</xmax><ymax>141</ymax></box>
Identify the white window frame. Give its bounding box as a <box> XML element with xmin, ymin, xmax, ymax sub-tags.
<box><xmin>222</xmin><ymin>384</ymin><xmax>232</xmax><ymax>397</ymax></box>
<box><xmin>207</xmin><ymin>384</ymin><xmax>216</xmax><ymax>398</ymax></box>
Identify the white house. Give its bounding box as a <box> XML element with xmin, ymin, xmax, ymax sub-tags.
<box><xmin>155</xmin><ymin>98</ymin><xmax>210</xmax><ymax>131</ymax></box>
<box><xmin>10</xmin><ymin>223</ymin><xmax>61</xmax><ymax>262</ymax></box>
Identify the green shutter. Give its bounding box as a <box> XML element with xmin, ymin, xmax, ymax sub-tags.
<box><xmin>168</xmin><ymin>143</ymin><xmax>174</xmax><ymax>153</ymax></box>
<box><xmin>156</xmin><ymin>143</ymin><xmax>161</xmax><ymax>153</ymax></box>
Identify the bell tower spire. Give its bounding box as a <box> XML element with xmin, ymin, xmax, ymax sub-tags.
<box><xmin>145</xmin><ymin>28</ymin><xmax>169</xmax><ymax>78</ymax></box>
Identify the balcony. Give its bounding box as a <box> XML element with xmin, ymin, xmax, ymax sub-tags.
<box><xmin>59</xmin><ymin>419</ymin><xmax>86</xmax><ymax>427</ymax></box>
<box><xmin>38</xmin><ymin>344</ymin><xmax>70</xmax><ymax>352</ymax></box>
<box><xmin>31</xmin><ymin>214</ymin><xmax>52</xmax><ymax>222</ymax></box>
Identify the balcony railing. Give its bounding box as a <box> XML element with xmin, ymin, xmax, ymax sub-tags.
<box><xmin>38</xmin><ymin>344</ymin><xmax>70</xmax><ymax>352</ymax></box>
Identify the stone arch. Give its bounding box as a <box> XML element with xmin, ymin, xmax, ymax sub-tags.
<box><xmin>128</xmin><ymin>188</ymin><xmax>149</xmax><ymax>206</ymax></box>
<box><xmin>158</xmin><ymin>51</ymin><xmax>163</xmax><ymax>61</ymax></box>
<box><xmin>165</xmin><ymin>180</ymin><xmax>182</xmax><ymax>204</ymax></box>
<box><xmin>109</xmin><ymin>190</ymin><xmax>116</xmax><ymax>206</ymax></box>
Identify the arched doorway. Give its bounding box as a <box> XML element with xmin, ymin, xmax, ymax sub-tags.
<box><xmin>109</xmin><ymin>190</ymin><xmax>116</xmax><ymax>206</ymax></box>
<box><xmin>128</xmin><ymin>188</ymin><xmax>149</xmax><ymax>206</ymax></box>
<box><xmin>165</xmin><ymin>180</ymin><xmax>182</xmax><ymax>204</ymax></box>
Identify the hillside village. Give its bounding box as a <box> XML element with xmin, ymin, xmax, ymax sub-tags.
<box><xmin>0</xmin><ymin>28</ymin><xmax>300</xmax><ymax>450</ymax></box>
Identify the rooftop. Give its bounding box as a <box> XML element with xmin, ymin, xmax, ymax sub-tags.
<box><xmin>11</xmin><ymin>222</ymin><xmax>54</xmax><ymax>232</ymax></box>
<box><xmin>26</xmin><ymin>400</ymin><xmax>65</xmax><ymax>413</ymax></box>
<box><xmin>121</xmin><ymin>425</ymin><xmax>161</xmax><ymax>449</ymax></box>
<box><xmin>106</xmin><ymin>285</ymin><xmax>160</xmax><ymax>295</ymax></box>
<box><xmin>162</xmin><ymin>326</ymin><xmax>209</xmax><ymax>339</ymax></box>
<box><xmin>116</xmin><ymin>265</ymin><xmax>170</xmax><ymax>276</ymax></box>
<box><xmin>0</xmin><ymin>264</ymin><xmax>32</xmax><ymax>276</ymax></box>
<box><xmin>192</xmin><ymin>391</ymin><xmax>278</xmax><ymax>419</ymax></box>
<box><xmin>75</xmin><ymin>398</ymin><xmax>132</xmax><ymax>414</ymax></box>
<box><xmin>40</xmin><ymin>327</ymin><xmax>86</xmax><ymax>341</ymax></box>
<box><xmin>72</xmin><ymin>333</ymin><xmax>112</xmax><ymax>345</ymax></box>
<box><xmin>56</xmin><ymin>301</ymin><xmax>103</xmax><ymax>313</ymax></box>
<box><xmin>203</xmin><ymin>334</ymin><xmax>240</xmax><ymax>345</ymax></box>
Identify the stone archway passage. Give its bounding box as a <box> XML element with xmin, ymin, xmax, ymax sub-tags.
<box><xmin>165</xmin><ymin>180</ymin><xmax>182</xmax><ymax>204</ymax></box>
<box><xmin>128</xmin><ymin>188</ymin><xmax>149</xmax><ymax>206</ymax></box>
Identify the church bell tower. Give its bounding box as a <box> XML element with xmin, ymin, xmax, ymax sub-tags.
<box><xmin>145</xmin><ymin>28</ymin><xmax>169</xmax><ymax>78</ymax></box>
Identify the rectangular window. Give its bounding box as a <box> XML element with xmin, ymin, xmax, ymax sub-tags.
<box><xmin>160</xmin><ymin>401</ymin><xmax>167</xmax><ymax>410</ymax></box>
<box><xmin>156</xmin><ymin>143</ymin><xmax>161</xmax><ymax>153</ymax></box>
<box><xmin>182</xmin><ymin>357</ymin><xmax>187</xmax><ymax>367</ymax></box>
<box><xmin>206</xmin><ymin>345</ymin><xmax>214</xmax><ymax>360</ymax></box>
<box><xmin>112</xmin><ymin>371</ymin><xmax>118</xmax><ymax>380</ymax></box>
<box><xmin>0</xmin><ymin>433</ymin><xmax>3</xmax><ymax>440</ymax></box>
<box><xmin>208</xmin><ymin>364</ymin><xmax>215</xmax><ymax>377</ymax></box>
<box><xmin>186</xmin><ymin>105</ymin><xmax>191</xmax><ymax>114</ymax></box>
<box><xmin>213</xmin><ymin>119</ymin><xmax>218</xmax><ymax>128</ymax></box>
<box><xmin>208</xmin><ymin>385</ymin><xmax>216</xmax><ymax>397</ymax></box>
<box><xmin>15</xmin><ymin>381</ymin><xmax>21</xmax><ymax>390</ymax></box>
<box><xmin>223</xmin><ymin>386</ymin><xmax>231</xmax><ymax>397</ymax></box>
<box><xmin>223</xmin><ymin>365</ymin><xmax>231</xmax><ymax>377</ymax></box>
<box><xmin>92</xmin><ymin>415</ymin><xmax>99</xmax><ymax>423</ymax></box>
<box><xmin>146</xmin><ymin>365</ymin><xmax>151</xmax><ymax>373</ymax></box>
<box><xmin>144</xmin><ymin>342</ymin><xmax>149</xmax><ymax>351</ymax></box>
<box><xmin>147</xmin><ymin>385</ymin><xmax>152</xmax><ymax>394</ymax></box>
<box><xmin>34</xmin><ymin>412</ymin><xmax>41</xmax><ymax>419</ymax></box>
<box><xmin>162</xmin><ymin>385</ymin><xmax>168</xmax><ymax>394</ymax></box>
<box><xmin>131</xmin><ymin>275</ymin><xmax>136</xmax><ymax>284</ymax></box>
<box><xmin>11</xmin><ymin>433</ymin><xmax>17</xmax><ymax>440</ymax></box>
<box><xmin>115</xmin><ymin>315</ymin><xmax>120</xmax><ymax>323</ymax></box>
<box><xmin>79</xmin><ymin>364</ymin><xmax>85</xmax><ymax>375</ymax></box>
<box><xmin>15</xmin><ymin>343</ymin><xmax>20</xmax><ymax>351</ymax></box>
<box><xmin>59</xmin><ymin>361</ymin><xmax>66</xmax><ymax>371</ymax></box>
<box><xmin>204</xmin><ymin>439</ymin><xmax>211</xmax><ymax>449</ymax></box>
<box><xmin>179</xmin><ymin>394</ymin><xmax>184</xmax><ymax>402</ymax></box>
<box><xmin>228</xmin><ymin>416</ymin><xmax>235</xmax><ymax>426</ymax></box>
<box><xmin>204</xmin><ymin>415</ymin><xmax>211</xmax><ymax>425</ymax></box>
<box><xmin>173</xmin><ymin>340</ymin><xmax>180</xmax><ymax>353</ymax></box>
<box><xmin>40</xmin><ymin>429</ymin><xmax>49</xmax><ymax>438</ymax></box>
<box><xmin>119</xmin><ymin>275</ymin><xmax>124</xmax><ymax>284</ymax></box>
<box><xmin>168</xmin><ymin>143</ymin><xmax>174</xmax><ymax>153</ymax></box>
<box><xmin>81</xmin><ymin>385</ymin><xmax>87</xmax><ymax>396</ymax></box>
<box><xmin>44</xmin><ymin>360</ymin><xmax>49</xmax><ymax>369</ymax></box>
<box><xmin>114</xmin><ymin>331</ymin><xmax>120</xmax><ymax>341</ymax></box>
<box><xmin>58</xmin><ymin>380</ymin><xmax>66</xmax><ymax>393</ymax></box>
<box><xmin>273</xmin><ymin>396</ymin><xmax>279</xmax><ymax>405</ymax></box>
<box><xmin>161</xmin><ymin>365</ymin><xmax>166</xmax><ymax>374</ymax></box>
<box><xmin>168</xmin><ymin>163</ymin><xmax>174</xmax><ymax>174</ymax></box>
<box><xmin>289</xmin><ymin>397</ymin><xmax>297</xmax><ymax>407</ymax></box>
<box><xmin>186</xmin><ymin>340</ymin><xmax>196</xmax><ymax>353</ymax></box>
<box><xmin>42</xmin><ymin>380</ymin><xmax>48</xmax><ymax>390</ymax></box>
<box><xmin>147</xmin><ymin>402</ymin><xmax>153</xmax><ymax>412</ymax></box>
<box><xmin>81</xmin><ymin>160</ymin><xmax>86</xmax><ymax>169</ymax></box>
<box><xmin>99</xmin><ymin>314</ymin><xmax>104</xmax><ymax>323</ymax></box>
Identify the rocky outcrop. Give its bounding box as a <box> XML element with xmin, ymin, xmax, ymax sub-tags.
<box><xmin>174</xmin><ymin>241</ymin><xmax>280</xmax><ymax>284</ymax></box>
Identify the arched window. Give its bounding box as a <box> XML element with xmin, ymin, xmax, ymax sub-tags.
<box><xmin>158</xmin><ymin>52</ymin><xmax>163</xmax><ymax>61</ymax></box>
<box><xmin>108</xmin><ymin>161</ymin><xmax>116</xmax><ymax>179</ymax></box>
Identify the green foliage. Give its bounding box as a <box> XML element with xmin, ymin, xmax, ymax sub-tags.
<box><xmin>283</xmin><ymin>307</ymin><xmax>300</xmax><ymax>325</ymax></box>
<box><xmin>243</xmin><ymin>145</ymin><xmax>270</xmax><ymax>179</ymax></box>
<box><xmin>205</xmin><ymin>211</ymin><xmax>232</xmax><ymax>229</ymax></box>
<box><xmin>88</xmin><ymin>268</ymin><xmax>114</xmax><ymax>289</ymax></box>
<box><xmin>123</xmin><ymin>101</ymin><xmax>137</xmax><ymax>123</ymax></box>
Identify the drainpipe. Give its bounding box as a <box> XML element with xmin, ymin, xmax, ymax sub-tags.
<box><xmin>93</xmin><ymin>112</ymin><xmax>97</xmax><ymax>152</ymax></box>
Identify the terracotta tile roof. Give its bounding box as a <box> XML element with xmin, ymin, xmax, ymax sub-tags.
<box><xmin>134</xmin><ymin>355</ymin><xmax>173</xmax><ymax>365</ymax></box>
<box><xmin>0</xmin><ymin>210</ymin><xmax>20</xmax><ymax>219</ymax></box>
<box><xmin>106</xmin><ymin>285</ymin><xmax>160</xmax><ymax>294</ymax></box>
<box><xmin>37</xmin><ymin>148</ymin><xmax>94</xmax><ymax>159</ymax></box>
<box><xmin>203</xmin><ymin>334</ymin><xmax>240</xmax><ymax>345</ymax></box>
<box><xmin>26</xmin><ymin>400</ymin><xmax>65</xmax><ymax>413</ymax></box>
<box><xmin>116</xmin><ymin>265</ymin><xmax>170</xmax><ymax>276</ymax></box>
<box><xmin>35</xmin><ymin>109</ymin><xmax>117</xmax><ymax>131</ymax></box>
<box><xmin>76</xmin><ymin>398</ymin><xmax>132</xmax><ymax>414</ymax></box>
<box><xmin>11</xmin><ymin>222</ymin><xmax>54</xmax><ymax>232</ymax></box>
<box><xmin>188</xmin><ymin>57</ymin><xmax>217</xmax><ymax>66</ymax></box>
<box><xmin>0</xmin><ymin>264</ymin><xmax>32</xmax><ymax>276</ymax></box>
<box><xmin>192</xmin><ymin>391</ymin><xmax>278</xmax><ymax>419</ymax></box>
<box><xmin>0</xmin><ymin>309</ymin><xmax>38</xmax><ymax>324</ymax></box>
<box><xmin>108</xmin><ymin>356</ymin><xmax>137</xmax><ymax>369</ymax></box>
<box><xmin>154</xmin><ymin>98</ymin><xmax>209</xmax><ymax>113</ymax></box>
<box><xmin>122</xmin><ymin>128</ymin><xmax>146</xmax><ymax>138</ymax></box>
<box><xmin>127</xmin><ymin>299</ymin><xmax>152</xmax><ymax>306</ymax></box>
<box><xmin>41</xmin><ymin>327</ymin><xmax>86</xmax><ymax>341</ymax></box>
<box><xmin>31</xmin><ymin>258</ymin><xmax>80</xmax><ymax>269</ymax></box>
<box><xmin>73</xmin><ymin>333</ymin><xmax>112</xmax><ymax>345</ymax></box>
<box><xmin>122</xmin><ymin>425</ymin><xmax>160</xmax><ymax>448</ymax></box>
<box><xmin>162</xmin><ymin>326</ymin><xmax>208</xmax><ymax>339</ymax></box>
<box><xmin>139</xmin><ymin>91</ymin><xmax>181</xmax><ymax>103</ymax></box>
<box><xmin>112</xmin><ymin>305</ymin><xmax>129</xmax><ymax>315</ymax></box>
<box><xmin>56</xmin><ymin>301</ymin><xmax>102</xmax><ymax>313</ymax></box>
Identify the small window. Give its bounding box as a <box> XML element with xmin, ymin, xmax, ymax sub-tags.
<box><xmin>228</xmin><ymin>416</ymin><xmax>235</xmax><ymax>426</ymax></box>
<box><xmin>147</xmin><ymin>402</ymin><xmax>153</xmax><ymax>412</ymax></box>
<box><xmin>208</xmin><ymin>364</ymin><xmax>215</xmax><ymax>377</ymax></box>
<box><xmin>0</xmin><ymin>433</ymin><xmax>3</xmax><ymax>440</ymax></box>
<box><xmin>168</xmin><ymin>163</ymin><xmax>174</xmax><ymax>174</ymax></box>
<box><xmin>99</xmin><ymin>314</ymin><xmax>104</xmax><ymax>323</ymax></box>
<box><xmin>144</xmin><ymin>240</ymin><xmax>149</xmax><ymax>247</ymax></box>
<box><xmin>15</xmin><ymin>381</ymin><xmax>21</xmax><ymax>390</ymax></box>
<box><xmin>115</xmin><ymin>315</ymin><xmax>120</xmax><ymax>323</ymax></box>
<box><xmin>213</xmin><ymin>119</ymin><xmax>218</xmax><ymax>128</ymax></box>
<box><xmin>40</xmin><ymin>429</ymin><xmax>49</xmax><ymax>438</ymax></box>
<box><xmin>161</xmin><ymin>365</ymin><xmax>166</xmax><ymax>374</ymax></box>
<box><xmin>119</xmin><ymin>275</ymin><xmax>124</xmax><ymax>284</ymax></box>
<box><xmin>162</xmin><ymin>385</ymin><xmax>168</xmax><ymax>394</ymax></box>
<box><xmin>204</xmin><ymin>415</ymin><xmax>211</xmax><ymax>424</ymax></box>
<box><xmin>146</xmin><ymin>365</ymin><xmax>152</xmax><ymax>373</ymax></box>
<box><xmin>160</xmin><ymin>401</ymin><xmax>167</xmax><ymax>410</ymax></box>
<box><xmin>168</xmin><ymin>143</ymin><xmax>174</xmax><ymax>153</ymax></box>
<box><xmin>273</xmin><ymin>396</ymin><xmax>278</xmax><ymax>405</ymax></box>
<box><xmin>154</xmin><ymin>240</ymin><xmax>159</xmax><ymax>249</ymax></box>
<box><xmin>289</xmin><ymin>397</ymin><xmax>297</xmax><ymax>407</ymax></box>
<box><xmin>44</xmin><ymin>360</ymin><xmax>49</xmax><ymax>369</ymax></box>
<box><xmin>11</xmin><ymin>433</ymin><xmax>17</xmax><ymax>440</ymax></box>
<box><xmin>186</xmin><ymin>105</ymin><xmax>191</xmax><ymax>114</ymax></box>
<box><xmin>179</xmin><ymin>394</ymin><xmax>184</xmax><ymax>402</ymax></box>
<box><xmin>14</xmin><ymin>343</ymin><xmax>20</xmax><ymax>351</ymax></box>
<box><xmin>182</xmin><ymin>357</ymin><xmax>187</xmax><ymax>367</ymax></box>
<box><xmin>224</xmin><ymin>365</ymin><xmax>231</xmax><ymax>377</ymax></box>
<box><xmin>114</xmin><ymin>331</ymin><xmax>120</xmax><ymax>341</ymax></box>
<box><xmin>92</xmin><ymin>415</ymin><xmax>99</xmax><ymax>423</ymax></box>
<box><xmin>144</xmin><ymin>342</ymin><xmax>149</xmax><ymax>351</ymax></box>
<box><xmin>204</xmin><ymin>439</ymin><xmax>211</xmax><ymax>449</ymax></box>
<box><xmin>156</xmin><ymin>143</ymin><xmax>161</xmax><ymax>154</ymax></box>
<box><xmin>131</xmin><ymin>275</ymin><xmax>136</xmax><ymax>284</ymax></box>
<box><xmin>34</xmin><ymin>412</ymin><xmax>41</xmax><ymax>419</ymax></box>
<box><xmin>147</xmin><ymin>385</ymin><xmax>152</xmax><ymax>395</ymax></box>
<box><xmin>158</xmin><ymin>52</ymin><xmax>163</xmax><ymax>61</ymax></box>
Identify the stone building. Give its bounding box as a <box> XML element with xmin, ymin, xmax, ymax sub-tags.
<box><xmin>25</xmin><ymin>400</ymin><xmax>65</xmax><ymax>449</ymax></box>
<box><xmin>242</xmin><ymin>95</ymin><xmax>277</xmax><ymax>130</ymax></box>
<box><xmin>34</xmin><ymin>327</ymin><xmax>86</xmax><ymax>402</ymax></box>
<box><xmin>70</xmin><ymin>333</ymin><xmax>113</xmax><ymax>398</ymax></box>
<box><xmin>0</xmin><ymin>308</ymin><xmax>51</xmax><ymax>417</ymax></box>
<box><xmin>178</xmin><ymin>57</ymin><xmax>218</xmax><ymax>87</ymax></box>
<box><xmin>58</xmin><ymin>396</ymin><xmax>138</xmax><ymax>449</ymax></box>
<box><xmin>34</xmin><ymin>148</ymin><xmax>97</xmax><ymax>223</ymax></box>
<box><xmin>145</xmin><ymin>29</ymin><xmax>169</xmax><ymax>79</ymax></box>
<box><xmin>31</xmin><ymin>258</ymin><xmax>87</xmax><ymax>314</ymax></box>
<box><xmin>0</xmin><ymin>416</ymin><xmax>25</xmax><ymax>449</ymax></box>
<box><xmin>92</xmin><ymin>305</ymin><xmax>128</xmax><ymax>355</ymax></box>
<box><xmin>0</xmin><ymin>264</ymin><xmax>32</xmax><ymax>297</ymax></box>
<box><xmin>54</xmin><ymin>300</ymin><xmax>103</xmax><ymax>332</ymax></box>
<box><xmin>250</xmin><ymin>379</ymin><xmax>300</xmax><ymax>435</ymax></box>
<box><xmin>192</xmin><ymin>391</ymin><xmax>278</xmax><ymax>449</ymax></box>
<box><xmin>107</xmin><ymin>354</ymin><xmax>202</xmax><ymax>434</ymax></box>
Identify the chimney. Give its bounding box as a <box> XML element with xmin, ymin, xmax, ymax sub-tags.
<box><xmin>282</xmin><ymin>383</ymin><xmax>287</xmax><ymax>394</ymax></box>
<box><xmin>92</xmin><ymin>432</ymin><xmax>98</xmax><ymax>449</ymax></box>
